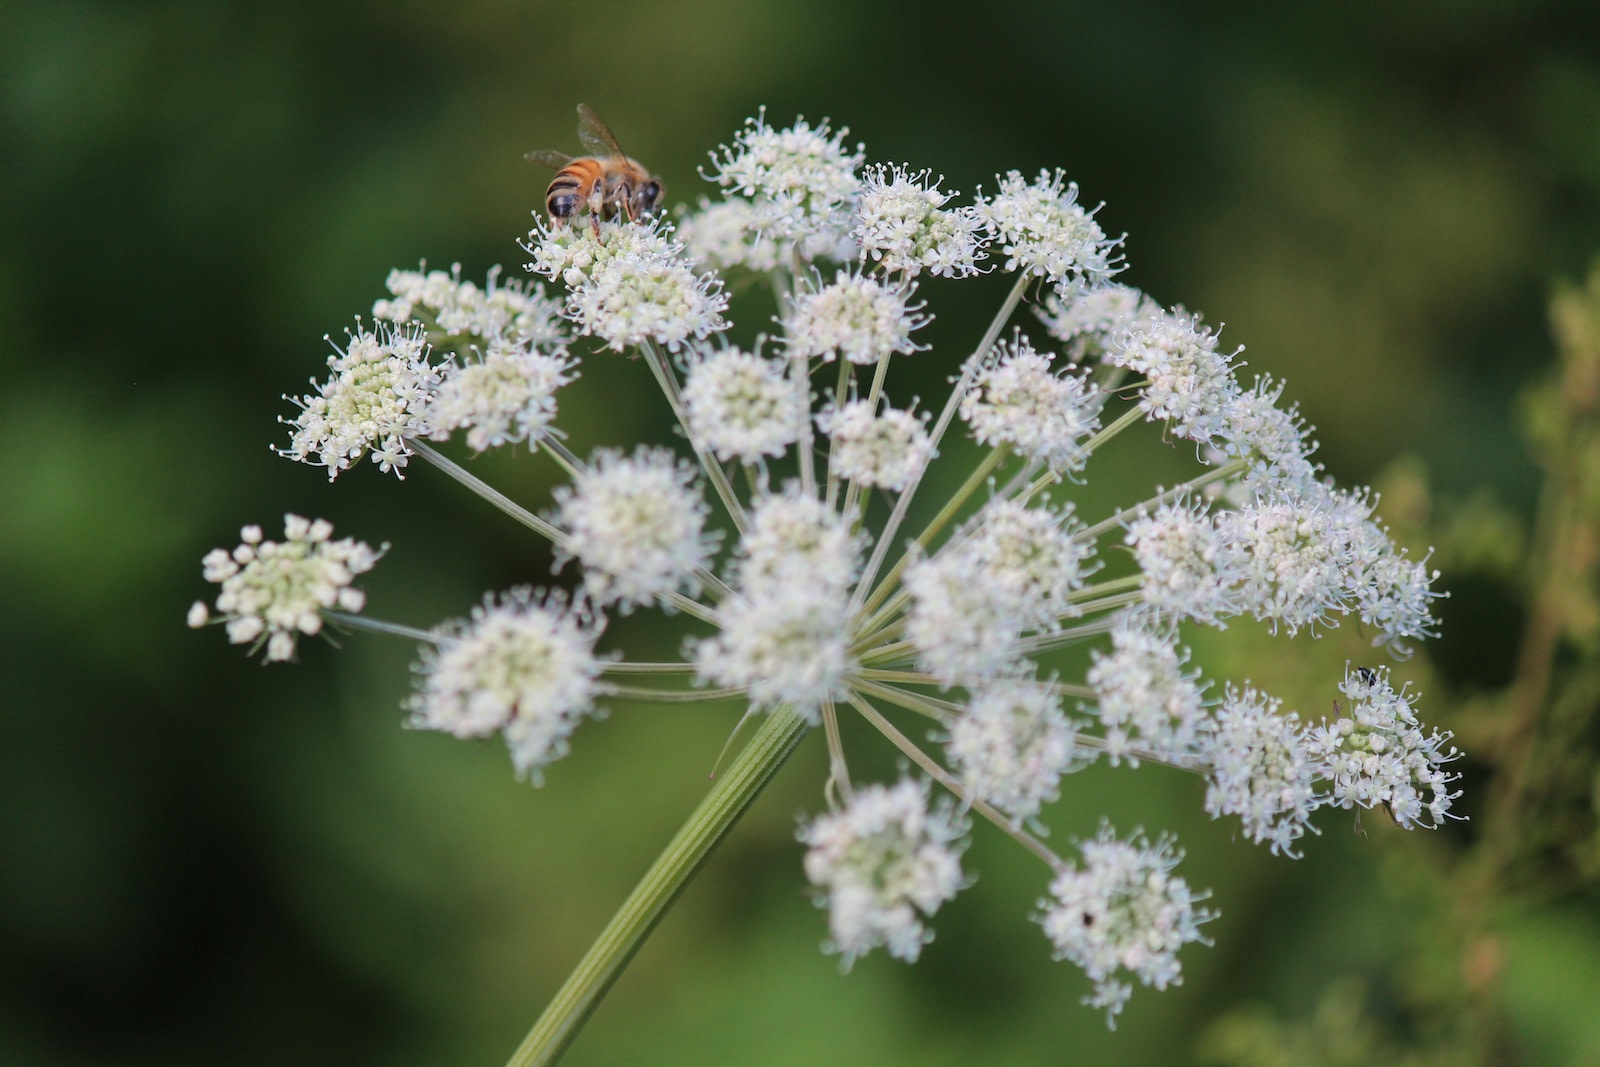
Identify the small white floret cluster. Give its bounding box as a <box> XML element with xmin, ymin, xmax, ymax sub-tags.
<box><xmin>408</xmin><ymin>588</ymin><xmax>608</xmax><ymax>783</ymax></box>
<box><xmin>1309</xmin><ymin>665</ymin><xmax>1461</xmax><ymax>829</ymax></box>
<box><xmin>278</xmin><ymin>321</ymin><xmax>442</xmax><ymax>479</ymax></box>
<box><xmin>690</xmin><ymin>490</ymin><xmax>860</xmax><ymax>718</ymax></box>
<box><xmin>1038</xmin><ymin>825</ymin><xmax>1214</xmax><ymax>1026</ymax></box>
<box><xmin>189</xmin><ymin>515</ymin><xmax>383</xmax><ymax>662</ymax></box>
<box><xmin>551</xmin><ymin>446</ymin><xmax>719</xmax><ymax>613</ymax></box>
<box><xmin>800</xmin><ymin>779</ymin><xmax>968</xmax><ymax>966</ymax></box>
<box><xmin>960</xmin><ymin>331</ymin><xmax>1103</xmax><ymax>473</ymax></box>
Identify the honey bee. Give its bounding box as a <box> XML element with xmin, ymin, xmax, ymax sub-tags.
<box><xmin>525</xmin><ymin>104</ymin><xmax>664</xmax><ymax>233</ymax></box>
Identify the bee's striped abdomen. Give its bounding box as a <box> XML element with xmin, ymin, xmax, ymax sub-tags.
<box><xmin>545</xmin><ymin>158</ymin><xmax>604</xmax><ymax>221</ymax></box>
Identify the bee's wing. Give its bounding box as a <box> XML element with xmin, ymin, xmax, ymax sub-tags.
<box><xmin>525</xmin><ymin>149</ymin><xmax>574</xmax><ymax>170</ymax></box>
<box><xmin>576</xmin><ymin>103</ymin><xmax>627</xmax><ymax>160</ymax></box>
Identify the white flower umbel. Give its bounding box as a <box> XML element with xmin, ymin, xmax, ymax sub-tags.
<box><xmin>691</xmin><ymin>488</ymin><xmax>860</xmax><ymax>719</ymax></box>
<box><xmin>960</xmin><ymin>331</ymin><xmax>1102</xmax><ymax>473</ymax></box>
<box><xmin>1125</xmin><ymin>497</ymin><xmax>1242</xmax><ymax>627</ymax></box>
<box><xmin>526</xmin><ymin>218</ymin><xmax>728</xmax><ymax>353</ymax></box>
<box><xmin>1212</xmin><ymin>374</ymin><xmax>1321</xmax><ymax>498</ymax></box>
<box><xmin>1038</xmin><ymin>824</ymin><xmax>1214</xmax><ymax>1026</ymax></box>
<box><xmin>409</xmin><ymin>587</ymin><xmax>607</xmax><ymax>783</ymax></box>
<box><xmin>1198</xmin><ymin>683</ymin><xmax>1322</xmax><ymax>856</ymax></box>
<box><xmin>1309</xmin><ymin>665</ymin><xmax>1461</xmax><ymax>829</ymax></box>
<box><xmin>678</xmin><ymin>196</ymin><xmax>787</xmax><ymax>273</ymax></box>
<box><xmin>706</xmin><ymin>110</ymin><xmax>864</xmax><ymax>248</ymax></box>
<box><xmin>1217</xmin><ymin>493</ymin><xmax>1355</xmax><ymax>637</ymax></box>
<box><xmin>787</xmin><ymin>272</ymin><xmax>928</xmax><ymax>366</ymax></box>
<box><xmin>1354</xmin><ymin>545</ymin><xmax>1442</xmax><ymax>655</ymax></box>
<box><xmin>679</xmin><ymin>194</ymin><xmax>863</xmax><ymax>275</ymax></box>
<box><xmin>693</xmin><ymin>581</ymin><xmax>855</xmax><ymax>720</ymax></box>
<box><xmin>852</xmin><ymin>164</ymin><xmax>986</xmax><ymax>279</ymax></box>
<box><xmin>1309</xmin><ymin>487</ymin><xmax>1442</xmax><ymax>654</ymax></box>
<box><xmin>1039</xmin><ymin>281</ymin><xmax>1163</xmax><ymax>361</ymax></box>
<box><xmin>526</xmin><ymin>214</ymin><xmax>676</xmax><ymax>286</ymax></box>
<box><xmin>215</xmin><ymin>108</ymin><xmax>1460</xmax><ymax>1053</ymax></box>
<box><xmin>735</xmin><ymin>488</ymin><xmax>861</xmax><ymax>591</ymax></box>
<box><xmin>571</xmin><ymin>256</ymin><xmax>726</xmax><ymax>354</ymax></box>
<box><xmin>279</xmin><ymin>320</ymin><xmax>442</xmax><ymax>479</ymax></box>
<box><xmin>552</xmin><ymin>447</ymin><xmax>719</xmax><ymax>613</ymax></box>
<box><xmin>1110</xmin><ymin>310</ymin><xmax>1241</xmax><ymax>446</ymax></box>
<box><xmin>428</xmin><ymin>335</ymin><xmax>576</xmax><ymax>453</ymax></box>
<box><xmin>192</xmin><ymin>515</ymin><xmax>383</xmax><ymax>662</ymax></box>
<box><xmin>1086</xmin><ymin>618</ymin><xmax>1209</xmax><ymax>765</ymax></box>
<box><xmin>946</xmin><ymin>679</ymin><xmax>1083</xmax><ymax>825</ymax></box>
<box><xmin>681</xmin><ymin>344</ymin><xmax>804</xmax><ymax>464</ymax></box>
<box><xmin>975</xmin><ymin>169</ymin><xmax>1122</xmax><ymax>291</ymax></box>
<box><xmin>816</xmin><ymin>400</ymin><xmax>932</xmax><ymax>492</ymax></box>
<box><xmin>800</xmin><ymin>778</ymin><xmax>969</xmax><ymax>967</ymax></box>
<box><xmin>962</xmin><ymin>499</ymin><xmax>1098</xmax><ymax>630</ymax></box>
<box><xmin>375</xmin><ymin>263</ymin><xmax>568</xmax><ymax>350</ymax></box>
<box><xmin>904</xmin><ymin>545</ymin><xmax>1028</xmax><ymax>688</ymax></box>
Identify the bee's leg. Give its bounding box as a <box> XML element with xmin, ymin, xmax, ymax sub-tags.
<box><xmin>619</xmin><ymin>181</ymin><xmax>637</xmax><ymax>221</ymax></box>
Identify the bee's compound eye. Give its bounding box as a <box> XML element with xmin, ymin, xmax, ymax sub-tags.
<box><xmin>636</xmin><ymin>180</ymin><xmax>664</xmax><ymax>215</ymax></box>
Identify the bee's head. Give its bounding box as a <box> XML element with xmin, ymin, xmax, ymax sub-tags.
<box><xmin>632</xmin><ymin>177</ymin><xmax>665</xmax><ymax>219</ymax></box>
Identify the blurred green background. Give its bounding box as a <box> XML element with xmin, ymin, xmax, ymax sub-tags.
<box><xmin>5</xmin><ymin>1</ymin><xmax>1600</xmax><ymax>1064</ymax></box>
